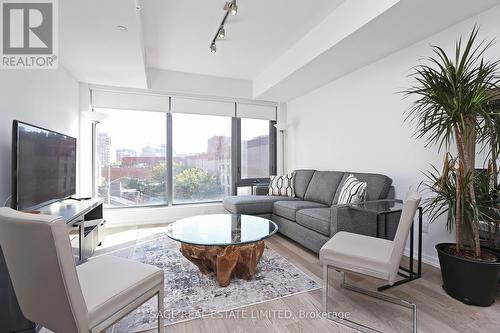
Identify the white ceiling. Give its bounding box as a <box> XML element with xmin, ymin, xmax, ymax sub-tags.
<box><xmin>59</xmin><ymin>0</ymin><xmax>500</xmax><ymax>101</ymax></box>
<box><xmin>60</xmin><ymin>0</ymin><xmax>147</xmax><ymax>88</ymax></box>
<box><xmin>143</xmin><ymin>0</ymin><xmax>345</xmax><ymax>80</ymax></box>
<box><xmin>254</xmin><ymin>0</ymin><xmax>500</xmax><ymax>101</ymax></box>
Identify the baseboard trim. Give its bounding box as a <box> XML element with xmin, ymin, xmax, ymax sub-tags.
<box><xmin>105</xmin><ymin>218</ymin><xmax>176</xmax><ymax>228</ymax></box>
<box><xmin>403</xmin><ymin>248</ymin><xmax>440</xmax><ymax>268</ymax></box>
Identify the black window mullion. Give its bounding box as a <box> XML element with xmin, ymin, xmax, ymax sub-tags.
<box><xmin>231</xmin><ymin>117</ymin><xmax>240</xmax><ymax>195</ymax></box>
<box><xmin>270</xmin><ymin>119</ymin><xmax>277</xmax><ymax>176</ymax></box>
<box><xmin>235</xmin><ymin>117</ymin><xmax>275</xmax><ymax>188</ymax></box>
<box><xmin>166</xmin><ymin>101</ymin><xmax>173</xmax><ymax>206</ymax></box>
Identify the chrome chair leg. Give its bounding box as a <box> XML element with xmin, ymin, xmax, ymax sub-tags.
<box><xmin>158</xmin><ymin>289</ymin><xmax>164</xmax><ymax>333</ymax></box>
<box><xmin>341</xmin><ymin>273</ymin><xmax>417</xmax><ymax>333</ymax></box>
<box><xmin>322</xmin><ymin>266</ymin><xmax>417</xmax><ymax>333</ymax></box>
<box><xmin>322</xmin><ymin>264</ymin><xmax>328</xmax><ymax>312</ymax></box>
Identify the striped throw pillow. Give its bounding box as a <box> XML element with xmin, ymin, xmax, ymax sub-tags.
<box><xmin>268</xmin><ymin>173</ymin><xmax>295</xmax><ymax>197</ymax></box>
<box><xmin>338</xmin><ymin>174</ymin><xmax>367</xmax><ymax>204</ymax></box>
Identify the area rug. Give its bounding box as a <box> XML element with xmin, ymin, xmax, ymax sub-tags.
<box><xmin>99</xmin><ymin>233</ymin><xmax>320</xmax><ymax>332</ymax></box>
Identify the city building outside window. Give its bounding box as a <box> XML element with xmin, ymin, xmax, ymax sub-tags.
<box><xmin>240</xmin><ymin>118</ymin><xmax>271</xmax><ymax>179</ymax></box>
<box><xmin>172</xmin><ymin>113</ymin><xmax>232</xmax><ymax>203</ymax></box>
<box><xmin>94</xmin><ymin>108</ymin><xmax>276</xmax><ymax>208</ymax></box>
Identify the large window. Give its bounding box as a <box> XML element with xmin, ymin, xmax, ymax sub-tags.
<box><xmin>240</xmin><ymin>118</ymin><xmax>271</xmax><ymax>179</ymax></box>
<box><xmin>172</xmin><ymin>113</ymin><xmax>232</xmax><ymax>203</ymax></box>
<box><xmin>93</xmin><ymin>96</ymin><xmax>276</xmax><ymax>208</ymax></box>
<box><xmin>96</xmin><ymin>109</ymin><xmax>167</xmax><ymax>208</ymax></box>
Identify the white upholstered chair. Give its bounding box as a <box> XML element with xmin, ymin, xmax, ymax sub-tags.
<box><xmin>320</xmin><ymin>192</ymin><xmax>421</xmax><ymax>333</ymax></box>
<box><xmin>0</xmin><ymin>208</ymin><xmax>164</xmax><ymax>333</ymax></box>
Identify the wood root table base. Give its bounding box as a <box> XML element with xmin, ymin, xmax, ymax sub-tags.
<box><xmin>180</xmin><ymin>241</ymin><xmax>265</xmax><ymax>287</ymax></box>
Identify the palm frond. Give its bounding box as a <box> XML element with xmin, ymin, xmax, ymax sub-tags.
<box><xmin>402</xmin><ymin>26</ymin><xmax>500</xmax><ymax>150</ymax></box>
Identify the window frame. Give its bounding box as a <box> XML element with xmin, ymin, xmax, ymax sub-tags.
<box><xmin>92</xmin><ymin>101</ymin><xmax>277</xmax><ymax>208</ymax></box>
<box><xmin>92</xmin><ymin>108</ymin><xmax>169</xmax><ymax>209</ymax></box>
<box><xmin>170</xmin><ymin>111</ymin><xmax>233</xmax><ymax>205</ymax></box>
<box><xmin>233</xmin><ymin>118</ymin><xmax>277</xmax><ymax>188</ymax></box>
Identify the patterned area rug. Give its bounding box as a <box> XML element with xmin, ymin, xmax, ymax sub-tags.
<box><xmin>100</xmin><ymin>234</ymin><xmax>320</xmax><ymax>332</ymax></box>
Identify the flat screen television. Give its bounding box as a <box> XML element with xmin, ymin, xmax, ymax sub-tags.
<box><xmin>12</xmin><ymin>121</ymin><xmax>77</xmax><ymax>211</ymax></box>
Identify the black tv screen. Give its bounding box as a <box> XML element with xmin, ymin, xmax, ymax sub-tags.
<box><xmin>12</xmin><ymin>121</ymin><xmax>77</xmax><ymax>211</ymax></box>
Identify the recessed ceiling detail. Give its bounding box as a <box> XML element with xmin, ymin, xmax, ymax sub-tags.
<box><xmin>60</xmin><ymin>0</ymin><xmax>147</xmax><ymax>88</ymax></box>
<box><xmin>143</xmin><ymin>0</ymin><xmax>345</xmax><ymax>80</ymax></box>
<box><xmin>58</xmin><ymin>0</ymin><xmax>500</xmax><ymax>100</ymax></box>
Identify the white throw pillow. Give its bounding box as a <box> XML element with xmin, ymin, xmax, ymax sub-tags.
<box><xmin>338</xmin><ymin>174</ymin><xmax>367</xmax><ymax>204</ymax></box>
<box><xmin>268</xmin><ymin>173</ymin><xmax>295</xmax><ymax>197</ymax></box>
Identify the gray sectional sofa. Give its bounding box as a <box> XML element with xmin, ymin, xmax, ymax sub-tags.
<box><xmin>223</xmin><ymin>169</ymin><xmax>396</xmax><ymax>253</ymax></box>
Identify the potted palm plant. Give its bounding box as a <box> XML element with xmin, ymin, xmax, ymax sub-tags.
<box><xmin>404</xmin><ymin>26</ymin><xmax>500</xmax><ymax>306</ymax></box>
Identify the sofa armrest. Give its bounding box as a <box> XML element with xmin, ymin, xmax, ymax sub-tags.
<box><xmin>386</xmin><ymin>186</ymin><xmax>396</xmax><ymax>200</ymax></box>
<box><xmin>330</xmin><ymin>202</ymin><xmax>403</xmax><ymax>240</ymax></box>
<box><xmin>330</xmin><ymin>204</ymin><xmax>379</xmax><ymax>238</ymax></box>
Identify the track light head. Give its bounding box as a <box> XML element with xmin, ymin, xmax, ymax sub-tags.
<box><xmin>210</xmin><ymin>43</ymin><xmax>217</xmax><ymax>53</ymax></box>
<box><xmin>218</xmin><ymin>27</ymin><xmax>226</xmax><ymax>39</ymax></box>
<box><xmin>230</xmin><ymin>2</ymin><xmax>238</xmax><ymax>15</ymax></box>
<box><xmin>224</xmin><ymin>1</ymin><xmax>237</xmax><ymax>15</ymax></box>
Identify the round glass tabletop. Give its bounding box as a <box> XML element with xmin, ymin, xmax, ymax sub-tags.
<box><xmin>166</xmin><ymin>214</ymin><xmax>278</xmax><ymax>246</ymax></box>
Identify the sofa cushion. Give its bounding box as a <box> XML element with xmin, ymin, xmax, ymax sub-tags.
<box><xmin>272</xmin><ymin>214</ymin><xmax>330</xmax><ymax>253</ymax></box>
<box><xmin>223</xmin><ymin>195</ymin><xmax>298</xmax><ymax>215</ymax></box>
<box><xmin>337</xmin><ymin>174</ymin><xmax>367</xmax><ymax>204</ymax></box>
<box><xmin>268</xmin><ymin>173</ymin><xmax>295</xmax><ymax>197</ymax></box>
<box><xmin>293</xmin><ymin>169</ymin><xmax>316</xmax><ymax>199</ymax></box>
<box><xmin>333</xmin><ymin>172</ymin><xmax>392</xmax><ymax>203</ymax></box>
<box><xmin>296</xmin><ymin>208</ymin><xmax>331</xmax><ymax>236</ymax></box>
<box><xmin>273</xmin><ymin>200</ymin><xmax>327</xmax><ymax>221</ymax></box>
<box><xmin>304</xmin><ymin>171</ymin><xmax>345</xmax><ymax>205</ymax></box>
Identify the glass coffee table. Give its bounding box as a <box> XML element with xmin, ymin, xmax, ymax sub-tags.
<box><xmin>166</xmin><ymin>214</ymin><xmax>278</xmax><ymax>287</ymax></box>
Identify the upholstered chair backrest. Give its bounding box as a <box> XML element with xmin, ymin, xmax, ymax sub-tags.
<box><xmin>387</xmin><ymin>193</ymin><xmax>421</xmax><ymax>285</ymax></box>
<box><xmin>0</xmin><ymin>208</ymin><xmax>88</xmax><ymax>333</ymax></box>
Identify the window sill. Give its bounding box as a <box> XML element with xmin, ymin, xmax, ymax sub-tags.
<box><xmin>103</xmin><ymin>200</ymin><xmax>223</xmax><ymax>210</ymax></box>
<box><xmin>103</xmin><ymin>202</ymin><xmax>226</xmax><ymax>228</ymax></box>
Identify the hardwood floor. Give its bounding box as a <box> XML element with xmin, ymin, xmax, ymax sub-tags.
<box><xmin>97</xmin><ymin>225</ymin><xmax>500</xmax><ymax>333</ymax></box>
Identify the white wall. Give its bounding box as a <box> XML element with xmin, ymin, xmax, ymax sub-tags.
<box><xmin>148</xmin><ymin>68</ymin><xmax>253</xmax><ymax>100</ymax></box>
<box><xmin>285</xmin><ymin>5</ymin><xmax>500</xmax><ymax>266</ymax></box>
<box><xmin>0</xmin><ymin>67</ymin><xmax>80</xmax><ymax>206</ymax></box>
<box><xmin>78</xmin><ymin>83</ymin><xmax>93</xmax><ymax>198</ymax></box>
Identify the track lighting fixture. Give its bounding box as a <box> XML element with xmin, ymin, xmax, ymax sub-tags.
<box><xmin>209</xmin><ymin>1</ymin><xmax>238</xmax><ymax>54</ymax></box>
<box><xmin>218</xmin><ymin>27</ymin><xmax>226</xmax><ymax>39</ymax></box>
<box><xmin>229</xmin><ymin>1</ymin><xmax>238</xmax><ymax>15</ymax></box>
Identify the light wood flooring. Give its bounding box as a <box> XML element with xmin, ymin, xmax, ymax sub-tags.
<box><xmin>88</xmin><ymin>225</ymin><xmax>500</xmax><ymax>333</ymax></box>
